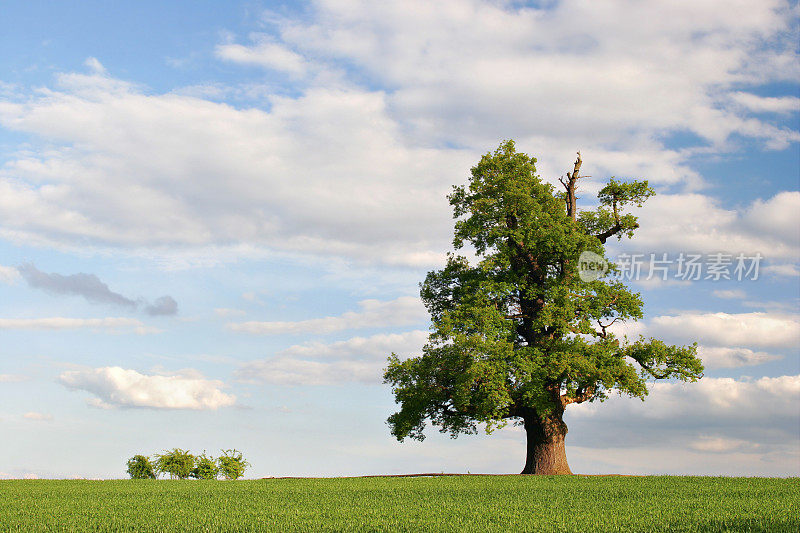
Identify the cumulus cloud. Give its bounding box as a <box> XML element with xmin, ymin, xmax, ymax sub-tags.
<box><xmin>741</xmin><ymin>191</ymin><xmax>800</xmax><ymax>250</ymax></box>
<box><xmin>59</xmin><ymin>366</ymin><xmax>236</xmax><ymax>410</ymax></box>
<box><xmin>17</xmin><ymin>263</ymin><xmax>178</xmax><ymax>315</ymax></box>
<box><xmin>0</xmin><ymin>317</ymin><xmax>157</xmax><ymax>334</ymax></box>
<box><xmin>615</xmin><ymin>311</ymin><xmax>800</xmax><ymax>349</ymax></box>
<box><xmin>228</xmin><ymin>296</ymin><xmax>427</xmax><ymax>335</ymax></box>
<box><xmin>567</xmin><ymin>374</ymin><xmax>800</xmax><ymax>460</ymax></box>
<box><xmin>571</xmin><ymin>374</ymin><xmax>800</xmax><ymax>422</ymax></box>
<box><xmin>270</xmin><ymin>0</ymin><xmax>798</xmax><ymax>151</ymax></box>
<box><xmin>0</xmin><ymin>73</ymin><xmax>465</xmax><ymax>266</ymax></box>
<box><xmin>619</xmin><ymin>191</ymin><xmax>800</xmax><ymax>259</ymax></box>
<box><xmin>609</xmin><ymin>311</ymin><xmax>797</xmax><ymax>371</ymax></box>
<box><xmin>730</xmin><ymin>92</ymin><xmax>800</xmax><ymax>114</ymax></box>
<box><xmin>0</xmin><ymin>1</ymin><xmax>795</xmax><ymax>266</ymax></box>
<box><xmin>697</xmin><ymin>346</ymin><xmax>782</xmax><ymax>368</ymax></box>
<box><xmin>645</xmin><ymin>312</ymin><xmax>800</xmax><ymax>349</ymax></box>
<box><xmin>216</xmin><ymin>36</ymin><xmax>308</xmax><ymax>75</ymax></box>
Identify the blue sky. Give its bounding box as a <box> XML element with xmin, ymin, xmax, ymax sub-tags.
<box><xmin>0</xmin><ymin>0</ymin><xmax>798</xmax><ymax>479</ymax></box>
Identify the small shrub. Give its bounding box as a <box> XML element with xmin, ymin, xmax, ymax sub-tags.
<box><xmin>191</xmin><ymin>452</ymin><xmax>220</xmax><ymax>480</ymax></box>
<box><xmin>126</xmin><ymin>455</ymin><xmax>156</xmax><ymax>479</ymax></box>
<box><xmin>155</xmin><ymin>448</ymin><xmax>195</xmax><ymax>480</ymax></box>
<box><xmin>218</xmin><ymin>449</ymin><xmax>249</xmax><ymax>480</ymax></box>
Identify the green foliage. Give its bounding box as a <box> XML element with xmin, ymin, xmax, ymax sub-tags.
<box><xmin>155</xmin><ymin>449</ymin><xmax>195</xmax><ymax>480</ymax></box>
<box><xmin>385</xmin><ymin>140</ymin><xmax>703</xmax><ymax>441</ymax></box>
<box><xmin>217</xmin><ymin>449</ymin><xmax>249</xmax><ymax>480</ymax></box>
<box><xmin>191</xmin><ymin>452</ymin><xmax>220</xmax><ymax>480</ymax></box>
<box><xmin>125</xmin><ymin>455</ymin><xmax>156</xmax><ymax>480</ymax></box>
<box><xmin>0</xmin><ymin>477</ymin><xmax>797</xmax><ymax>532</ymax></box>
<box><xmin>580</xmin><ymin>178</ymin><xmax>655</xmax><ymax>240</ymax></box>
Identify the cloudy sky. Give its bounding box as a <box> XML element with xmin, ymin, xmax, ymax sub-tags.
<box><xmin>0</xmin><ymin>0</ymin><xmax>798</xmax><ymax>479</ymax></box>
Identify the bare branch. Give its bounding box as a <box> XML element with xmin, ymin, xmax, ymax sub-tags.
<box><xmin>562</xmin><ymin>151</ymin><xmax>582</xmax><ymax>220</ymax></box>
<box><xmin>596</xmin><ymin>317</ymin><xmax>619</xmax><ymax>338</ymax></box>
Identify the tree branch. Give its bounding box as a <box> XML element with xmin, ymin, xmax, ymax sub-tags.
<box><xmin>632</xmin><ymin>360</ymin><xmax>672</xmax><ymax>379</ymax></box>
<box><xmin>597</xmin><ymin>317</ymin><xmax>618</xmax><ymax>338</ymax></box>
<box><xmin>595</xmin><ymin>223</ymin><xmax>622</xmax><ymax>244</ymax></box>
<box><xmin>563</xmin><ymin>151</ymin><xmax>582</xmax><ymax>220</ymax></box>
<box><xmin>509</xmin><ymin>238</ymin><xmax>541</xmax><ymax>273</ymax></box>
<box><xmin>562</xmin><ymin>385</ymin><xmax>595</xmax><ymax>406</ymax></box>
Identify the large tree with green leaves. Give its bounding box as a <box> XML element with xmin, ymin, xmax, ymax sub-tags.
<box><xmin>384</xmin><ymin>141</ymin><xmax>703</xmax><ymax>475</ymax></box>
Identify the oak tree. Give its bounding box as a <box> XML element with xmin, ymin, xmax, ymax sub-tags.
<box><xmin>384</xmin><ymin>141</ymin><xmax>703</xmax><ymax>474</ymax></box>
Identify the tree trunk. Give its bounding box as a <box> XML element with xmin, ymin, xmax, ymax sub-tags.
<box><xmin>520</xmin><ymin>413</ymin><xmax>572</xmax><ymax>475</ymax></box>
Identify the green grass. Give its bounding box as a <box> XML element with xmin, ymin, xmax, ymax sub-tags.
<box><xmin>0</xmin><ymin>476</ymin><xmax>797</xmax><ymax>532</ymax></box>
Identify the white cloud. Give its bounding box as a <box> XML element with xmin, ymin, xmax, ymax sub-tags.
<box><xmin>565</xmin><ymin>374</ymin><xmax>799</xmax><ymax>469</ymax></box>
<box><xmin>645</xmin><ymin>312</ymin><xmax>800</xmax><ymax>349</ymax></box>
<box><xmin>216</xmin><ymin>36</ymin><xmax>308</xmax><ymax>75</ymax></box>
<box><xmin>0</xmin><ymin>374</ymin><xmax>27</xmax><ymax>383</ymax></box>
<box><xmin>697</xmin><ymin>346</ymin><xmax>781</xmax><ymax>368</ymax></box>
<box><xmin>228</xmin><ymin>296</ymin><xmax>426</xmax><ymax>335</ymax></box>
<box><xmin>712</xmin><ymin>289</ymin><xmax>746</xmax><ymax>299</ymax></box>
<box><xmin>616</xmin><ymin>311</ymin><xmax>800</xmax><ymax>350</ymax></box>
<box><xmin>731</xmin><ymin>92</ymin><xmax>800</xmax><ymax>113</ymax></box>
<box><xmin>23</xmin><ymin>412</ymin><xmax>53</xmax><ymax>421</ymax></box>
<box><xmin>631</xmin><ymin>277</ymin><xmax>691</xmax><ymax>289</ymax></box>
<box><xmin>611</xmin><ymin>311</ymin><xmax>797</xmax><ymax>370</ymax></box>
<box><xmin>623</xmin><ymin>191</ymin><xmax>800</xmax><ymax>259</ymax></box>
<box><xmin>280</xmin><ymin>329</ymin><xmax>428</xmax><ymax>360</ymax></box>
<box><xmin>0</xmin><ymin>74</ymin><xmax>465</xmax><ymax>266</ymax></box>
<box><xmin>237</xmin><ymin>357</ymin><xmax>382</xmax><ymax>386</ymax></box>
<box><xmin>688</xmin><ymin>435</ymin><xmax>761</xmax><ymax>453</ymax></box>
<box><xmin>742</xmin><ymin>191</ymin><xmax>800</xmax><ymax>248</ymax></box>
<box><xmin>274</xmin><ymin>0</ymin><xmax>798</xmax><ymax>150</ymax></box>
<box><xmin>571</xmin><ymin>374</ymin><xmax>800</xmax><ymax>421</ymax></box>
<box><xmin>762</xmin><ymin>263</ymin><xmax>800</xmax><ymax>277</ymax></box>
<box><xmin>0</xmin><ymin>265</ymin><xmax>19</xmax><ymax>284</ymax></box>
<box><xmin>59</xmin><ymin>366</ymin><xmax>236</xmax><ymax>410</ymax></box>
<box><xmin>215</xmin><ymin>307</ymin><xmax>246</xmax><ymax>317</ymax></box>
<box><xmin>565</xmin><ymin>443</ymin><xmax>798</xmax><ymax>476</ymax></box>
<box><xmin>83</xmin><ymin>57</ymin><xmax>106</xmax><ymax>74</ymax></box>
<box><xmin>0</xmin><ymin>317</ymin><xmax>158</xmax><ymax>334</ymax></box>
<box><xmin>237</xmin><ymin>329</ymin><xmax>427</xmax><ymax>385</ymax></box>
<box><xmin>0</xmin><ymin>1</ymin><xmax>796</xmax><ymax>267</ymax></box>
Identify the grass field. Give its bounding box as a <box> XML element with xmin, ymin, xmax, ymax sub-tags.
<box><xmin>1</xmin><ymin>476</ymin><xmax>797</xmax><ymax>532</ymax></box>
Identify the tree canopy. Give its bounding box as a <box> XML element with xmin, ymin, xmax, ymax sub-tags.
<box><xmin>384</xmin><ymin>140</ymin><xmax>703</xmax><ymax>474</ymax></box>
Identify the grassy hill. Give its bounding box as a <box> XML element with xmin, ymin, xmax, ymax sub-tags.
<box><xmin>1</xmin><ymin>475</ymin><xmax>797</xmax><ymax>532</ymax></box>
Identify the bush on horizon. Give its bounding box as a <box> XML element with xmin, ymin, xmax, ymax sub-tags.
<box><xmin>125</xmin><ymin>449</ymin><xmax>249</xmax><ymax>480</ymax></box>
